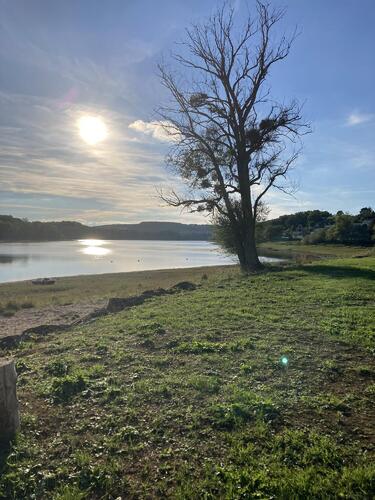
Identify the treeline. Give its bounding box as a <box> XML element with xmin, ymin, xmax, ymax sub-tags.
<box><xmin>257</xmin><ymin>207</ymin><xmax>375</xmax><ymax>245</ymax></box>
<box><xmin>0</xmin><ymin>216</ymin><xmax>89</xmax><ymax>241</ymax></box>
<box><xmin>0</xmin><ymin>215</ymin><xmax>212</xmax><ymax>242</ymax></box>
<box><xmin>2</xmin><ymin>209</ymin><xmax>374</xmax><ymax>245</ymax></box>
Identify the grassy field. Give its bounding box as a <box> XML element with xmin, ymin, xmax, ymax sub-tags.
<box><xmin>259</xmin><ymin>241</ymin><xmax>375</xmax><ymax>258</ymax></box>
<box><xmin>0</xmin><ymin>254</ymin><xmax>374</xmax><ymax>498</ymax></box>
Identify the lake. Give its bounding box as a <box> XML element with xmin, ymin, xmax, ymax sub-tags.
<box><xmin>0</xmin><ymin>239</ymin><xmax>282</xmax><ymax>283</ymax></box>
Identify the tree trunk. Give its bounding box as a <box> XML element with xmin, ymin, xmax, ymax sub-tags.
<box><xmin>236</xmin><ymin>159</ymin><xmax>263</xmax><ymax>272</ymax></box>
<box><xmin>0</xmin><ymin>358</ymin><xmax>20</xmax><ymax>443</ymax></box>
<box><xmin>239</xmin><ymin>221</ymin><xmax>263</xmax><ymax>273</ymax></box>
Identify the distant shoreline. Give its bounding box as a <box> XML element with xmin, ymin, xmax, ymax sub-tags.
<box><xmin>0</xmin><ymin>237</ymin><xmax>212</xmax><ymax>244</ymax></box>
<box><xmin>0</xmin><ymin>216</ymin><xmax>213</xmax><ymax>243</ymax></box>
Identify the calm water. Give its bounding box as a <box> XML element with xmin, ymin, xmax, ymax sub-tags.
<box><xmin>0</xmin><ymin>239</ymin><xmax>281</xmax><ymax>283</ymax></box>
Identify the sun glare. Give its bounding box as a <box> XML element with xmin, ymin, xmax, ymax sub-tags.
<box><xmin>78</xmin><ymin>115</ymin><xmax>108</xmax><ymax>145</ymax></box>
<box><xmin>79</xmin><ymin>239</ymin><xmax>111</xmax><ymax>257</ymax></box>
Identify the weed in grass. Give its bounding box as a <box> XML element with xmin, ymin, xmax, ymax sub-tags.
<box><xmin>210</xmin><ymin>389</ymin><xmax>279</xmax><ymax>429</ymax></box>
<box><xmin>15</xmin><ymin>360</ymin><xmax>31</xmax><ymax>374</ymax></box>
<box><xmin>75</xmin><ymin>456</ymin><xmax>126</xmax><ymax>496</ymax></box>
<box><xmin>115</xmin><ymin>425</ymin><xmax>141</xmax><ymax>444</ymax></box>
<box><xmin>102</xmin><ymin>386</ymin><xmax>123</xmax><ymax>402</ymax></box>
<box><xmin>87</xmin><ymin>364</ymin><xmax>106</xmax><ymax>378</ymax></box>
<box><xmin>186</xmin><ymin>375</ymin><xmax>220</xmax><ymax>394</ymax></box>
<box><xmin>304</xmin><ymin>393</ymin><xmax>352</xmax><ymax>415</ymax></box>
<box><xmin>210</xmin><ymin>402</ymin><xmax>253</xmax><ymax>429</ymax></box>
<box><xmin>322</xmin><ymin>359</ymin><xmax>340</xmax><ymax>372</ymax></box>
<box><xmin>45</xmin><ymin>359</ymin><xmax>70</xmax><ymax>376</ymax></box>
<box><xmin>21</xmin><ymin>412</ymin><xmax>38</xmax><ymax>429</ymax></box>
<box><xmin>138</xmin><ymin>321</ymin><xmax>166</xmax><ymax>336</ymax></box>
<box><xmin>364</xmin><ymin>383</ymin><xmax>375</xmax><ymax>395</ymax></box>
<box><xmin>139</xmin><ymin>338</ymin><xmax>156</xmax><ymax>349</ymax></box>
<box><xmin>177</xmin><ymin>340</ymin><xmax>225</xmax><ymax>353</ymax></box>
<box><xmin>50</xmin><ymin>373</ymin><xmax>87</xmax><ymax>402</ymax></box>
<box><xmin>321</xmin><ymin>359</ymin><xmax>343</xmax><ymax>379</ymax></box>
<box><xmin>52</xmin><ymin>485</ymin><xmax>88</xmax><ymax>500</ymax></box>
<box><xmin>95</xmin><ymin>344</ymin><xmax>109</xmax><ymax>356</ymax></box>
<box><xmin>354</xmin><ymin>365</ymin><xmax>374</xmax><ymax>377</ymax></box>
<box><xmin>153</xmin><ymin>356</ymin><xmax>172</xmax><ymax>368</ymax></box>
<box><xmin>177</xmin><ymin>339</ymin><xmax>254</xmax><ymax>354</ymax></box>
<box><xmin>240</xmin><ymin>363</ymin><xmax>253</xmax><ymax>375</ymax></box>
<box><xmin>273</xmin><ymin>429</ymin><xmax>345</xmax><ymax>468</ymax></box>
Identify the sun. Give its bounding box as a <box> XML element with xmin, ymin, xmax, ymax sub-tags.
<box><xmin>78</xmin><ymin>115</ymin><xmax>108</xmax><ymax>145</ymax></box>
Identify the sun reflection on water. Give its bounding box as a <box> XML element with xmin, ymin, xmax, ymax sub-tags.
<box><xmin>79</xmin><ymin>239</ymin><xmax>111</xmax><ymax>257</ymax></box>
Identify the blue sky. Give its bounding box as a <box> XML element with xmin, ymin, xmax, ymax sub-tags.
<box><xmin>0</xmin><ymin>0</ymin><xmax>374</xmax><ymax>224</ymax></box>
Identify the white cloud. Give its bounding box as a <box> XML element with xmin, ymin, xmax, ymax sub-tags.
<box><xmin>346</xmin><ymin>112</ymin><xmax>374</xmax><ymax>126</ymax></box>
<box><xmin>128</xmin><ymin>120</ymin><xmax>178</xmax><ymax>142</ymax></box>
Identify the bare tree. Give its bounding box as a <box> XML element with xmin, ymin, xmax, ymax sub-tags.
<box><xmin>158</xmin><ymin>1</ymin><xmax>308</xmax><ymax>272</ymax></box>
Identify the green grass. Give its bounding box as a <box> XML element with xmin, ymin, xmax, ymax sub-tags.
<box><xmin>259</xmin><ymin>241</ymin><xmax>374</xmax><ymax>258</ymax></box>
<box><xmin>0</xmin><ymin>256</ymin><xmax>374</xmax><ymax>498</ymax></box>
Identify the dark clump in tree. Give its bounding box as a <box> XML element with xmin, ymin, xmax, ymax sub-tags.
<box><xmin>158</xmin><ymin>1</ymin><xmax>308</xmax><ymax>272</ymax></box>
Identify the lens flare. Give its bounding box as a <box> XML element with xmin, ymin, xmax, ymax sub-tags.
<box><xmin>280</xmin><ymin>356</ymin><xmax>289</xmax><ymax>366</ymax></box>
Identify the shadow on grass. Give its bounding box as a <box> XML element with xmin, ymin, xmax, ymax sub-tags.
<box><xmin>302</xmin><ymin>264</ymin><xmax>375</xmax><ymax>281</ymax></box>
<box><xmin>0</xmin><ymin>440</ymin><xmax>11</xmax><ymax>476</ymax></box>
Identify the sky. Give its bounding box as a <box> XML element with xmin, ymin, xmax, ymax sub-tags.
<box><xmin>0</xmin><ymin>0</ymin><xmax>374</xmax><ymax>225</ymax></box>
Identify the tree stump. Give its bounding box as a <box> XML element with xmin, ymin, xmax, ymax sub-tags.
<box><xmin>0</xmin><ymin>358</ymin><xmax>20</xmax><ymax>442</ymax></box>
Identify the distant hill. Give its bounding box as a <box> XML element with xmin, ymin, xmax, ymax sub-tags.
<box><xmin>92</xmin><ymin>221</ymin><xmax>212</xmax><ymax>241</ymax></box>
<box><xmin>0</xmin><ymin>215</ymin><xmax>213</xmax><ymax>242</ymax></box>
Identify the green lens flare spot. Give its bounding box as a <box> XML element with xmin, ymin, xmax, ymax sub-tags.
<box><xmin>280</xmin><ymin>356</ymin><xmax>289</xmax><ymax>366</ymax></box>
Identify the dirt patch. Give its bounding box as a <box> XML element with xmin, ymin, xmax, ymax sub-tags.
<box><xmin>0</xmin><ymin>300</ymin><xmax>106</xmax><ymax>347</ymax></box>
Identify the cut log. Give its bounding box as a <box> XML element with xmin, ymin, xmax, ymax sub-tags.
<box><xmin>0</xmin><ymin>358</ymin><xmax>20</xmax><ymax>442</ymax></box>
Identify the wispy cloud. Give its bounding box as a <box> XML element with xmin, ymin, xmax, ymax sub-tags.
<box><xmin>128</xmin><ymin>120</ymin><xmax>178</xmax><ymax>142</ymax></box>
<box><xmin>346</xmin><ymin>111</ymin><xmax>374</xmax><ymax>126</ymax></box>
<box><xmin>0</xmin><ymin>91</ymin><xmax>197</xmax><ymax>223</ymax></box>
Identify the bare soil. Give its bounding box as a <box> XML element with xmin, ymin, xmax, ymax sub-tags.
<box><xmin>0</xmin><ymin>300</ymin><xmax>106</xmax><ymax>342</ymax></box>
